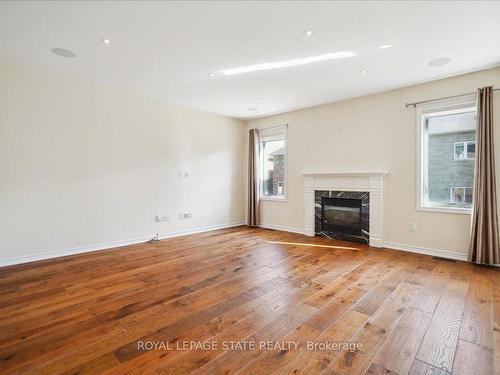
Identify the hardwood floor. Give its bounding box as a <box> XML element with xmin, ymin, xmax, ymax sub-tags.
<box><xmin>0</xmin><ymin>226</ymin><xmax>498</xmax><ymax>375</ymax></box>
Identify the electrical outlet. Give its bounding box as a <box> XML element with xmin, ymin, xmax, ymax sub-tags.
<box><xmin>156</xmin><ymin>214</ymin><xmax>169</xmax><ymax>222</ymax></box>
<box><xmin>408</xmin><ymin>223</ymin><xmax>417</xmax><ymax>232</ymax></box>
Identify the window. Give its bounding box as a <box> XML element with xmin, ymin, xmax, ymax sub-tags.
<box><xmin>259</xmin><ymin>126</ymin><xmax>287</xmax><ymax>200</ymax></box>
<box><xmin>277</xmin><ymin>182</ymin><xmax>284</xmax><ymax>195</ymax></box>
<box><xmin>453</xmin><ymin>141</ymin><xmax>476</xmax><ymax>160</ymax></box>
<box><xmin>417</xmin><ymin>102</ymin><xmax>476</xmax><ymax>213</ymax></box>
<box><xmin>450</xmin><ymin>187</ymin><xmax>473</xmax><ymax>204</ymax></box>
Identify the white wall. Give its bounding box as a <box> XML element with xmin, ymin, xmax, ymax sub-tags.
<box><xmin>0</xmin><ymin>61</ymin><xmax>246</xmax><ymax>265</ymax></box>
<box><xmin>2</xmin><ymin>61</ymin><xmax>498</xmax><ymax>265</ymax></box>
<box><xmin>247</xmin><ymin>67</ymin><xmax>500</xmax><ymax>257</ymax></box>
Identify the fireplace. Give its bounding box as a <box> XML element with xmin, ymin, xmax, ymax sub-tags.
<box><xmin>304</xmin><ymin>171</ymin><xmax>387</xmax><ymax>247</ymax></box>
<box><xmin>315</xmin><ymin>191</ymin><xmax>369</xmax><ymax>243</ymax></box>
<box><xmin>321</xmin><ymin>197</ymin><xmax>362</xmax><ymax>235</ymax></box>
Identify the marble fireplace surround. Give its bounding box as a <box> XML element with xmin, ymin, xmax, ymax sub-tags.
<box><xmin>303</xmin><ymin>171</ymin><xmax>388</xmax><ymax>247</ymax></box>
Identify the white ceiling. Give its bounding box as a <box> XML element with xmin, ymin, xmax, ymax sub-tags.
<box><xmin>1</xmin><ymin>1</ymin><xmax>499</xmax><ymax>119</ymax></box>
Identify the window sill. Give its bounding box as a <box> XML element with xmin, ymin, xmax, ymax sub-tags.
<box><xmin>417</xmin><ymin>205</ymin><xmax>472</xmax><ymax>215</ymax></box>
<box><xmin>259</xmin><ymin>196</ymin><xmax>286</xmax><ymax>202</ymax></box>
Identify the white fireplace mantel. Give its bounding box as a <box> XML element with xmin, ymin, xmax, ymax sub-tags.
<box><xmin>302</xmin><ymin>171</ymin><xmax>388</xmax><ymax>178</ymax></box>
<box><xmin>302</xmin><ymin>170</ymin><xmax>388</xmax><ymax>247</ymax></box>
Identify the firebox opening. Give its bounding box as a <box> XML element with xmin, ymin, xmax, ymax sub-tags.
<box><xmin>321</xmin><ymin>197</ymin><xmax>362</xmax><ymax>236</ymax></box>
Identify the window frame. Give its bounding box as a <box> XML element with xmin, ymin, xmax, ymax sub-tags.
<box><xmin>258</xmin><ymin>125</ymin><xmax>288</xmax><ymax>202</ymax></box>
<box><xmin>416</xmin><ymin>97</ymin><xmax>476</xmax><ymax>215</ymax></box>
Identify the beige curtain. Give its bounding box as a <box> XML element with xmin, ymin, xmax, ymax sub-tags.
<box><xmin>469</xmin><ymin>86</ymin><xmax>500</xmax><ymax>265</ymax></box>
<box><xmin>248</xmin><ymin>129</ymin><xmax>260</xmax><ymax>226</ymax></box>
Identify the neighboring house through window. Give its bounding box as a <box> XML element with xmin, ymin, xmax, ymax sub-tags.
<box><xmin>417</xmin><ymin>100</ymin><xmax>476</xmax><ymax>213</ymax></box>
<box><xmin>259</xmin><ymin>126</ymin><xmax>287</xmax><ymax>200</ymax></box>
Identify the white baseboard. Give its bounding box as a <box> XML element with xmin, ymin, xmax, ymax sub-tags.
<box><xmin>369</xmin><ymin>235</ymin><xmax>384</xmax><ymax>248</ymax></box>
<box><xmin>157</xmin><ymin>221</ymin><xmax>245</xmax><ymax>240</ymax></box>
<box><xmin>258</xmin><ymin>223</ymin><xmax>306</xmax><ymax>235</ymax></box>
<box><xmin>383</xmin><ymin>241</ymin><xmax>468</xmax><ymax>262</ymax></box>
<box><xmin>0</xmin><ymin>221</ymin><xmax>245</xmax><ymax>268</ymax></box>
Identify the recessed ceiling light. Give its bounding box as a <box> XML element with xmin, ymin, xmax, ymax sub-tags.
<box><xmin>259</xmin><ymin>96</ymin><xmax>269</xmax><ymax>101</ymax></box>
<box><xmin>428</xmin><ymin>57</ymin><xmax>451</xmax><ymax>66</ymax></box>
<box><xmin>51</xmin><ymin>47</ymin><xmax>76</xmax><ymax>58</ymax></box>
<box><xmin>221</xmin><ymin>51</ymin><xmax>356</xmax><ymax>76</ymax></box>
<box><xmin>379</xmin><ymin>44</ymin><xmax>393</xmax><ymax>49</ymax></box>
<box><xmin>101</xmin><ymin>37</ymin><xmax>111</xmax><ymax>45</ymax></box>
<box><xmin>247</xmin><ymin>107</ymin><xmax>258</xmax><ymax>112</ymax></box>
<box><xmin>208</xmin><ymin>72</ymin><xmax>216</xmax><ymax>77</ymax></box>
<box><xmin>303</xmin><ymin>30</ymin><xmax>314</xmax><ymax>37</ymax></box>
<box><xmin>359</xmin><ymin>69</ymin><xmax>367</xmax><ymax>74</ymax></box>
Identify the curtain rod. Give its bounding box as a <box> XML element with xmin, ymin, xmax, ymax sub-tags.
<box><xmin>405</xmin><ymin>88</ymin><xmax>499</xmax><ymax>108</ymax></box>
<box><xmin>258</xmin><ymin>124</ymin><xmax>288</xmax><ymax>131</ymax></box>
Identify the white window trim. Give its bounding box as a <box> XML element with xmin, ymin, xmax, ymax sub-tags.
<box><xmin>415</xmin><ymin>97</ymin><xmax>476</xmax><ymax>215</ymax></box>
<box><xmin>453</xmin><ymin>141</ymin><xmax>476</xmax><ymax>161</ymax></box>
<box><xmin>259</xmin><ymin>125</ymin><xmax>288</xmax><ymax>202</ymax></box>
